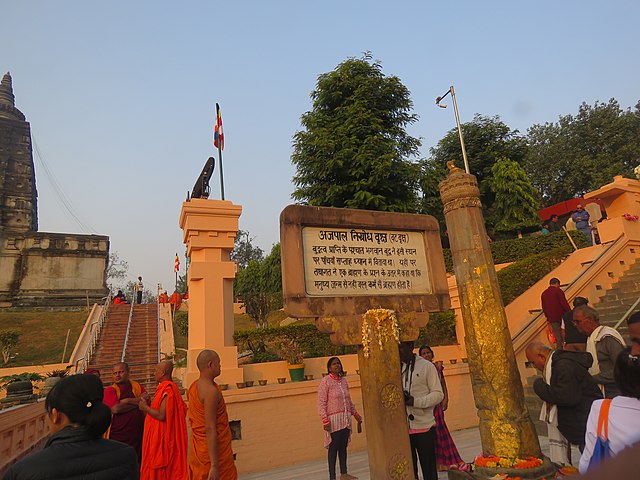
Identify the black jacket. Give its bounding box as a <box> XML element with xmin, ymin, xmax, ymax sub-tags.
<box><xmin>3</xmin><ymin>427</ymin><xmax>139</xmax><ymax>480</ymax></box>
<box><xmin>533</xmin><ymin>350</ymin><xmax>603</xmax><ymax>445</ymax></box>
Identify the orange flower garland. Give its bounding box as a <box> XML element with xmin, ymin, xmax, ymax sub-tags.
<box><xmin>474</xmin><ymin>455</ymin><xmax>543</xmax><ymax>469</ymax></box>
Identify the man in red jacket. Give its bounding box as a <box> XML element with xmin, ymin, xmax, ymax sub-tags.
<box><xmin>541</xmin><ymin>277</ymin><xmax>571</xmax><ymax>349</ymax></box>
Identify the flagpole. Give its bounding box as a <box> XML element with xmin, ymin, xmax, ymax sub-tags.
<box><xmin>218</xmin><ymin>144</ymin><xmax>225</xmax><ymax>200</ymax></box>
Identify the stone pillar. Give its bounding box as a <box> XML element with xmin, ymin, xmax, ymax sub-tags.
<box><xmin>179</xmin><ymin>198</ymin><xmax>243</xmax><ymax>387</ymax></box>
<box><xmin>439</xmin><ymin>162</ymin><xmax>541</xmax><ymax>458</ymax></box>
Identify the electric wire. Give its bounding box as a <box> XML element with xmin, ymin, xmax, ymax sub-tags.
<box><xmin>31</xmin><ymin>132</ymin><xmax>97</xmax><ymax>233</ymax></box>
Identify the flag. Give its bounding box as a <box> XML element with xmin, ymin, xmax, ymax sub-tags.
<box><xmin>174</xmin><ymin>253</ymin><xmax>180</xmax><ymax>273</ymax></box>
<box><xmin>214</xmin><ymin>103</ymin><xmax>224</xmax><ymax>151</ymax></box>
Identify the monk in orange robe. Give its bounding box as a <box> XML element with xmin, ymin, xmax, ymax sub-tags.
<box><xmin>187</xmin><ymin>349</ymin><xmax>237</xmax><ymax>480</ymax></box>
<box><xmin>139</xmin><ymin>360</ymin><xmax>188</xmax><ymax>480</ymax></box>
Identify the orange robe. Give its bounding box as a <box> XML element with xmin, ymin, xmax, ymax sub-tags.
<box><xmin>187</xmin><ymin>381</ymin><xmax>237</xmax><ymax>480</ymax></box>
<box><xmin>141</xmin><ymin>380</ymin><xmax>188</xmax><ymax>480</ymax></box>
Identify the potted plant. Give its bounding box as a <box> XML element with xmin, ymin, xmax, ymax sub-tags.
<box><xmin>269</xmin><ymin>335</ymin><xmax>305</xmax><ymax>382</ymax></box>
<box><xmin>41</xmin><ymin>368</ymin><xmax>70</xmax><ymax>396</ymax></box>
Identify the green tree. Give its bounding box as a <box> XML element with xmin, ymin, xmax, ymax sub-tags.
<box><xmin>176</xmin><ymin>273</ymin><xmax>188</xmax><ymax>294</ymax></box>
<box><xmin>0</xmin><ymin>330</ymin><xmax>20</xmax><ymax>365</ymax></box>
<box><xmin>487</xmin><ymin>158</ymin><xmax>541</xmax><ymax>235</ymax></box>
<box><xmin>231</xmin><ymin>230</ymin><xmax>264</xmax><ymax>270</ymax></box>
<box><xmin>525</xmin><ymin>99</ymin><xmax>640</xmax><ymax>205</ymax></box>
<box><xmin>420</xmin><ymin>115</ymin><xmax>529</xmax><ymax>228</ymax></box>
<box><xmin>235</xmin><ymin>244</ymin><xmax>283</xmax><ymax>328</ymax></box>
<box><xmin>291</xmin><ymin>54</ymin><xmax>421</xmax><ymax>212</ymax></box>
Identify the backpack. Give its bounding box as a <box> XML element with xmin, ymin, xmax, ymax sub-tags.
<box><xmin>588</xmin><ymin>399</ymin><xmax>612</xmax><ymax>469</ymax></box>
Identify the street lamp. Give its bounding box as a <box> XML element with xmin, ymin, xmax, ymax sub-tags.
<box><xmin>436</xmin><ymin>85</ymin><xmax>470</xmax><ymax>174</ymax></box>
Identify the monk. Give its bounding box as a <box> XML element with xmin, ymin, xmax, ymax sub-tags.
<box><xmin>103</xmin><ymin>362</ymin><xmax>146</xmax><ymax>462</ymax></box>
<box><xmin>139</xmin><ymin>360</ymin><xmax>188</xmax><ymax>480</ymax></box>
<box><xmin>187</xmin><ymin>350</ymin><xmax>237</xmax><ymax>480</ymax></box>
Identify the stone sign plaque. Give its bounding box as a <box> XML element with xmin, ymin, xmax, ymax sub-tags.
<box><xmin>302</xmin><ymin>227</ymin><xmax>431</xmax><ymax>296</ymax></box>
<box><xmin>280</xmin><ymin>205</ymin><xmax>449</xmax><ymax>318</ymax></box>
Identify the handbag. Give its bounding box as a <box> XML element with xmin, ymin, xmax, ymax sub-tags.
<box><xmin>588</xmin><ymin>399</ymin><xmax>612</xmax><ymax>469</ymax></box>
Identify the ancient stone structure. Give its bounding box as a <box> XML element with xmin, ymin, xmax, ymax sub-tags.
<box><xmin>0</xmin><ymin>72</ymin><xmax>108</xmax><ymax>308</ymax></box>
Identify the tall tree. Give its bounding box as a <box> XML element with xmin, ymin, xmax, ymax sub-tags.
<box><xmin>487</xmin><ymin>158</ymin><xmax>541</xmax><ymax>235</ymax></box>
<box><xmin>231</xmin><ymin>230</ymin><xmax>264</xmax><ymax>270</ymax></box>
<box><xmin>234</xmin><ymin>244</ymin><xmax>282</xmax><ymax>328</ymax></box>
<box><xmin>106</xmin><ymin>252</ymin><xmax>128</xmax><ymax>286</ymax></box>
<box><xmin>291</xmin><ymin>54</ymin><xmax>421</xmax><ymax>212</ymax></box>
<box><xmin>525</xmin><ymin>99</ymin><xmax>640</xmax><ymax>205</ymax></box>
<box><xmin>419</xmin><ymin>115</ymin><xmax>528</xmax><ymax>231</ymax></box>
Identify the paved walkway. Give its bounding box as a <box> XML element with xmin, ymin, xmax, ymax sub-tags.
<box><xmin>240</xmin><ymin>428</ymin><xmax>580</xmax><ymax>479</ymax></box>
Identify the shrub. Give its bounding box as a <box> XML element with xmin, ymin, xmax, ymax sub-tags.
<box><xmin>0</xmin><ymin>330</ymin><xmax>20</xmax><ymax>365</ymax></box>
<box><xmin>234</xmin><ymin>324</ymin><xmax>357</xmax><ymax>363</ymax></box>
<box><xmin>0</xmin><ymin>372</ymin><xmax>44</xmax><ymax>390</ymax></box>
<box><xmin>497</xmin><ymin>245</ymin><xmax>573</xmax><ymax>305</ymax></box>
<box><xmin>443</xmin><ymin>230</ymin><xmax>588</xmax><ymax>272</ymax></box>
<box><xmin>174</xmin><ymin>311</ymin><xmax>188</xmax><ymax>337</ymax></box>
<box><xmin>417</xmin><ymin>310</ymin><xmax>458</xmax><ymax>346</ymax></box>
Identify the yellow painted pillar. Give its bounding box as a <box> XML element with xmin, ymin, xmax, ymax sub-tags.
<box><xmin>439</xmin><ymin>162</ymin><xmax>542</xmax><ymax>459</ymax></box>
<box><xmin>179</xmin><ymin>198</ymin><xmax>243</xmax><ymax>387</ymax></box>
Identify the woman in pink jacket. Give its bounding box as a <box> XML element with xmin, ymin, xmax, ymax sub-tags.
<box><xmin>317</xmin><ymin>357</ymin><xmax>362</xmax><ymax>480</ymax></box>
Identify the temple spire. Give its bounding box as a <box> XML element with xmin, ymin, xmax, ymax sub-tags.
<box><xmin>0</xmin><ymin>72</ymin><xmax>15</xmax><ymax>106</ymax></box>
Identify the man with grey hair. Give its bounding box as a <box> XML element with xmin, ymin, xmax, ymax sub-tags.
<box><xmin>573</xmin><ymin>305</ymin><xmax>626</xmax><ymax>398</ymax></box>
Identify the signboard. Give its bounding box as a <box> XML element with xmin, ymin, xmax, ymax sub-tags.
<box><xmin>280</xmin><ymin>205</ymin><xmax>449</xmax><ymax>318</ymax></box>
<box><xmin>302</xmin><ymin>227</ymin><xmax>430</xmax><ymax>296</ymax></box>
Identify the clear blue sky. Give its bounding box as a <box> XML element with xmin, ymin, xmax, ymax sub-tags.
<box><xmin>2</xmin><ymin>1</ymin><xmax>638</xmax><ymax>292</ymax></box>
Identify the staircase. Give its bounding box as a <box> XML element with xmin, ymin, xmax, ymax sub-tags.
<box><xmin>589</xmin><ymin>259</ymin><xmax>640</xmax><ymax>342</ymax></box>
<box><xmin>523</xmin><ymin>259</ymin><xmax>640</xmax><ymax>431</ymax></box>
<box><xmin>90</xmin><ymin>303</ymin><xmax>159</xmax><ymax>393</ymax></box>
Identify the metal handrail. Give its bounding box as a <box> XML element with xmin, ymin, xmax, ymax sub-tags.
<box><xmin>156</xmin><ymin>297</ymin><xmax>161</xmax><ymax>362</ymax></box>
<box><xmin>512</xmin><ymin>234</ymin><xmax>625</xmax><ymax>345</ymax></box>
<box><xmin>613</xmin><ymin>295</ymin><xmax>640</xmax><ymax>330</ymax></box>
<box><xmin>79</xmin><ymin>289</ymin><xmax>112</xmax><ymax>373</ymax></box>
<box><xmin>121</xmin><ymin>290</ymin><xmax>136</xmax><ymax>362</ymax></box>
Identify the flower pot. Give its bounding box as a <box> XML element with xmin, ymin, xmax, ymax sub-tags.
<box><xmin>236</xmin><ymin>382</ymin><xmax>246</xmax><ymax>389</ymax></box>
<box><xmin>244</xmin><ymin>380</ymin><xmax>254</xmax><ymax>387</ymax></box>
<box><xmin>219</xmin><ymin>384</ymin><xmax>229</xmax><ymax>391</ymax></box>
<box><xmin>304</xmin><ymin>374</ymin><xmax>314</xmax><ymax>381</ymax></box>
<box><xmin>277</xmin><ymin>377</ymin><xmax>286</xmax><ymax>384</ymax></box>
<box><xmin>258</xmin><ymin>379</ymin><xmax>268</xmax><ymax>386</ymax></box>
<box><xmin>287</xmin><ymin>363</ymin><xmax>305</xmax><ymax>382</ymax></box>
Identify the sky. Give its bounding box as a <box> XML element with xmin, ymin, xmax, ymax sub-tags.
<box><xmin>1</xmin><ymin>1</ymin><xmax>639</xmax><ymax>292</ymax></box>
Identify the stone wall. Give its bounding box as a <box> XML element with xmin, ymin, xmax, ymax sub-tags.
<box><xmin>0</xmin><ymin>231</ymin><xmax>109</xmax><ymax>308</ymax></box>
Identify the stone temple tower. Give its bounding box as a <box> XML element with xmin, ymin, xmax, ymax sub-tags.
<box><xmin>0</xmin><ymin>72</ymin><xmax>38</xmax><ymax>232</ymax></box>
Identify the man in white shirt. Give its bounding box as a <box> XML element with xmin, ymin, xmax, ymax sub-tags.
<box><xmin>399</xmin><ymin>341</ymin><xmax>444</xmax><ymax>480</ymax></box>
<box><xmin>573</xmin><ymin>305</ymin><xmax>626</xmax><ymax>398</ymax></box>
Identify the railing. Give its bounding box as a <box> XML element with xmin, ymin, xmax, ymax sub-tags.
<box><xmin>511</xmin><ymin>234</ymin><xmax>626</xmax><ymax>347</ymax></box>
<box><xmin>156</xmin><ymin>297</ymin><xmax>161</xmax><ymax>362</ymax></box>
<box><xmin>78</xmin><ymin>290</ymin><xmax>112</xmax><ymax>373</ymax></box>
<box><xmin>121</xmin><ymin>290</ymin><xmax>136</xmax><ymax>363</ymax></box>
<box><xmin>613</xmin><ymin>296</ymin><xmax>640</xmax><ymax>330</ymax></box>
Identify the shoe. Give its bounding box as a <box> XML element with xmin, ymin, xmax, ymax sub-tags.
<box><xmin>340</xmin><ymin>474</ymin><xmax>358</xmax><ymax>480</ymax></box>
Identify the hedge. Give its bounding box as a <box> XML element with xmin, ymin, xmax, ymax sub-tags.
<box><xmin>234</xmin><ymin>309</ymin><xmax>459</xmax><ymax>363</ymax></box>
<box><xmin>496</xmin><ymin>245</ymin><xmax>573</xmax><ymax>305</ymax></box>
<box><xmin>443</xmin><ymin>230</ymin><xmax>588</xmax><ymax>271</ymax></box>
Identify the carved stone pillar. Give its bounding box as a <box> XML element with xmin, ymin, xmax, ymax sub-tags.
<box><xmin>439</xmin><ymin>162</ymin><xmax>541</xmax><ymax>458</ymax></box>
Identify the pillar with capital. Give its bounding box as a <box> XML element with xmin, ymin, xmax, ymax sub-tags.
<box><xmin>179</xmin><ymin>198</ymin><xmax>243</xmax><ymax>387</ymax></box>
<box><xmin>439</xmin><ymin>161</ymin><xmax>543</xmax><ymax>461</ymax></box>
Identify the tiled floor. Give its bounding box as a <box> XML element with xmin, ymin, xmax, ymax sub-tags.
<box><xmin>240</xmin><ymin>428</ymin><xmax>580</xmax><ymax>479</ymax></box>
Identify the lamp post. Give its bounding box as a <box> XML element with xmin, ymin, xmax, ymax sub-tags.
<box><xmin>436</xmin><ymin>85</ymin><xmax>470</xmax><ymax>174</ymax></box>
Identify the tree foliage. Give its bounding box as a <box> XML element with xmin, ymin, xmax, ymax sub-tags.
<box><xmin>487</xmin><ymin>158</ymin><xmax>541</xmax><ymax>234</ymax></box>
<box><xmin>231</xmin><ymin>230</ymin><xmax>264</xmax><ymax>270</ymax></box>
<box><xmin>106</xmin><ymin>252</ymin><xmax>128</xmax><ymax>284</ymax></box>
<box><xmin>0</xmin><ymin>330</ymin><xmax>20</xmax><ymax>365</ymax></box>
<box><xmin>235</xmin><ymin>244</ymin><xmax>282</xmax><ymax>328</ymax></box>
<box><xmin>524</xmin><ymin>99</ymin><xmax>640</xmax><ymax>205</ymax></box>
<box><xmin>420</xmin><ymin>115</ymin><xmax>529</xmax><ymax>230</ymax></box>
<box><xmin>291</xmin><ymin>54</ymin><xmax>421</xmax><ymax>212</ymax></box>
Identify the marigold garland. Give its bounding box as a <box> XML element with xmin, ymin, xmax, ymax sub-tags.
<box><xmin>474</xmin><ymin>455</ymin><xmax>543</xmax><ymax>470</ymax></box>
<box><xmin>361</xmin><ymin>308</ymin><xmax>400</xmax><ymax>358</ymax></box>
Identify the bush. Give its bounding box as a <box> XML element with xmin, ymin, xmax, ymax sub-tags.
<box><xmin>417</xmin><ymin>310</ymin><xmax>458</xmax><ymax>346</ymax></box>
<box><xmin>234</xmin><ymin>324</ymin><xmax>357</xmax><ymax>363</ymax></box>
<box><xmin>174</xmin><ymin>311</ymin><xmax>188</xmax><ymax>337</ymax></box>
<box><xmin>443</xmin><ymin>230</ymin><xmax>588</xmax><ymax>272</ymax></box>
<box><xmin>0</xmin><ymin>330</ymin><xmax>20</xmax><ymax>365</ymax></box>
<box><xmin>497</xmin><ymin>245</ymin><xmax>573</xmax><ymax>305</ymax></box>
